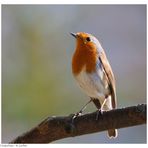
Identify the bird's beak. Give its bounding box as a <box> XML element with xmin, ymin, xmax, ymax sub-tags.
<box><xmin>70</xmin><ymin>32</ymin><xmax>77</xmax><ymax>38</ymax></box>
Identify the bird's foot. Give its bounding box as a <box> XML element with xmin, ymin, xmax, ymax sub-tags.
<box><xmin>71</xmin><ymin>99</ymin><xmax>92</xmax><ymax>123</ymax></box>
<box><xmin>71</xmin><ymin>110</ymin><xmax>83</xmax><ymax>123</ymax></box>
<box><xmin>96</xmin><ymin>109</ymin><xmax>104</xmax><ymax>120</ymax></box>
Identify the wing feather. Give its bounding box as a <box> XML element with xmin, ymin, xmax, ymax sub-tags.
<box><xmin>98</xmin><ymin>50</ymin><xmax>117</xmax><ymax>109</ymax></box>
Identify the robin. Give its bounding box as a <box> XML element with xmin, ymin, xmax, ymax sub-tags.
<box><xmin>71</xmin><ymin>32</ymin><xmax>117</xmax><ymax>138</ymax></box>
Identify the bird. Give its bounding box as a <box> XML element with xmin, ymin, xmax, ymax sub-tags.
<box><xmin>71</xmin><ymin>32</ymin><xmax>118</xmax><ymax>138</ymax></box>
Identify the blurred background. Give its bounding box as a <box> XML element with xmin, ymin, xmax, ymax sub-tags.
<box><xmin>2</xmin><ymin>5</ymin><xmax>146</xmax><ymax>143</ymax></box>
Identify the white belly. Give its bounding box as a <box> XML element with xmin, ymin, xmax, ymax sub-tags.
<box><xmin>74</xmin><ymin>67</ymin><xmax>109</xmax><ymax>101</ymax></box>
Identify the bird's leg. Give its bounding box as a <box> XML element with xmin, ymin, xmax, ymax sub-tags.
<box><xmin>96</xmin><ymin>98</ymin><xmax>107</xmax><ymax>120</ymax></box>
<box><xmin>73</xmin><ymin>99</ymin><xmax>92</xmax><ymax>117</ymax></box>
<box><xmin>72</xmin><ymin>99</ymin><xmax>92</xmax><ymax>122</ymax></box>
<box><xmin>100</xmin><ymin>98</ymin><xmax>107</xmax><ymax>113</ymax></box>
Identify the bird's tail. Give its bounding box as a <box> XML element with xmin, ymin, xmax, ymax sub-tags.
<box><xmin>108</xmin><ymin>129</ymin><xmax>118</xmax><ymax>138</ymax></box>
<box><xmin>91</xmin><ymin>97</ymin><xmax>118</xmax><ymax>139</ymax></box>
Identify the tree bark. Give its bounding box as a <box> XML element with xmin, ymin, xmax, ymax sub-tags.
<box><xmin>10</xmin><ymin>104</ymin><xmax>146</xmax><ymax>143</ymax></box>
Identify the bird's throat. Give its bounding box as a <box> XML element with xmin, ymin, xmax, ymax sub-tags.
<box><xmin>72</xmin><ymin>47</ymin><xmax>97</xmax><ymax>75</ymax></box>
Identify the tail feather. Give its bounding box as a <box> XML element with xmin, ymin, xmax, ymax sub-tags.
<box><xmin>108</xmin><ymin>129</ymin><xmax>118</xmax><ymax>138</ymax></box>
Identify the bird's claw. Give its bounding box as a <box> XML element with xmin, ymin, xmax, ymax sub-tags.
<box><xmin>71</xmin><ymin>111</ymin><xmax>82</xmax><ymax>123</ymax></box>
<box><xmin>96</xmin><ymin>109</ymin><xmax>104</xmax><ymax>120</ymax></box>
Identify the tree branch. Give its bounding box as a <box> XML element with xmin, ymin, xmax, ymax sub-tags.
<box><xmin>10</xmin><ymin>104</ymin><xmax>146</xmax><ymax>143</ymax></box>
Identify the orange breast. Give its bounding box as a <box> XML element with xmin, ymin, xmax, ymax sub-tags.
<box><xmin>72</xmin><ymin>42</ymin><xmax>98</xmax><ymax>75</ymax></box>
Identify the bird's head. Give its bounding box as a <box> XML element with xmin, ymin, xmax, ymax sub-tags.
<box><xmin>70</xmin><ymin>32</ymin><xmax>103</xmax><ymax>53</ymax></box>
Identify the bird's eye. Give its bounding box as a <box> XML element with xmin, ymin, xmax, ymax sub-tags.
<box><xmin>86</xmin><ymin>37</ymin><xmax>91</xmax><ymax>42</ymax></box>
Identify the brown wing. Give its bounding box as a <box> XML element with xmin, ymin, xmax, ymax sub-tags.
<box><xmin>98</xmin><ymin>50</ymin><xmax>117</xmax><ymax>109</ymax></box>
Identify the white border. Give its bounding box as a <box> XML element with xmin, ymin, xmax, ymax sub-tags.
<box><xmin>0</xmin><ymin>0</ymin><xmax>147</xmax><ymax>4</ymax></box>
